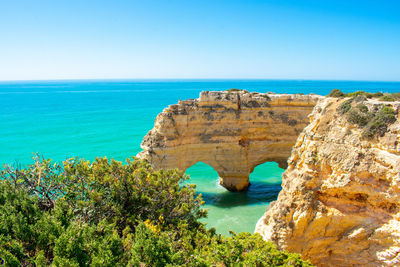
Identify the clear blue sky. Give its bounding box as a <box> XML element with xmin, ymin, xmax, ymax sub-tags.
<box><xmin>0</xmin><ymin>0</ymin><xmax>399</xmax><ymax>81</ymax></box>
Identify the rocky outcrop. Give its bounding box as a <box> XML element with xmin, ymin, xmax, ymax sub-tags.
<box><xmin>255</xmin><ymin>97</ymin><xmax>400</xmax><ymax>266</ymax></box>
<box><xmin>138</xmin><ymin>90</ymin><xmax>322</xmax><ymax>191</ymax></box>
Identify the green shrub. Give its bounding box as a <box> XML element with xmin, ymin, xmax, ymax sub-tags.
<box><xmin>129</xmin><ymin>223</ymin><xmax>172</xmax><ymax>266</ymax></box>
<box><xmin>192</xmin><ymin>232</ymin><xmax>313</xmax><ymax>266</ymax></box>
<box><xmin>377</xmin><ymin>105</ymin><xmax>396</xmax><ymax>123</ymax></box>
<box><xmin>348</xmin><ymin>91</ymin><xmax>366</xmax><ymax>97</ymax></box>
<box><xmin>227</xmin><ymin>88</ymin><xmax>243</xmax><ymax>92</ymax></box>
<box><xmin>0</xmin><ymin>157</ymin><xmax>313</xmax><ymax>266</ymax></box>
<box><xmin>380</xmin><ymin>95</ymin><xmax>395</xmax><ymax>101</ymax></box>
<box><xmin>328</xmin><ymin>89</ymin><xmax>346</xmax><ymax>97</ymax></box>
<box><xmin>2</xmin><ymin>156</ymin><xmax>206</xmax><ymax>232</ymax></box>
<box><xmin>362</xmin><ymin>105</ymin><xmax>396</xmax><ymax>138</ymax></box>
<box><xmin>337</xmin><ymin>96</ymin><xmax>397</xmax><ymax>139</ymax></box>
<box><xmin>347</xmin><ymin>91</ymin><xmax>385</xmax><ymax>99</ymax></box>
<box><xmin>356</xmin><ymin>103</ymin><xmax>369</xmax><ymax>113</ymax></box>
<box><xmin>337</xmin><ymin>100</ymin><xmax>352</xmax><ymax>114</ymax></box>
<box><xmin>327</xmin><ymin>90</ymin><xmax>399</xmax><ymax>100</ymax></box>
<box><xmin>369</xmin><ymin>92</ymin><xmax>384</xmax><ymax>98</ymax></box>
<box><xmin>347</xmin><ymin>110</ymin><xmax>371</xmax><ymax>126</ymax></box>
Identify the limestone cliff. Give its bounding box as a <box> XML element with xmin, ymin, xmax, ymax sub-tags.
<box><xmin>138</xmin><ymin>90</ymin><xmax>322</xmax><ymax>191</ymax></box>
<box><xmin>255</xmin><ymin>97</ymin><xmax>400</xmax><ymax>266</ymax></box>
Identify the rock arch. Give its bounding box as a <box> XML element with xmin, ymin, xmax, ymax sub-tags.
<box><xmin>138</xmin><ymin>90</ymin><xmax>322</xmax><ymax>191</ymax></box>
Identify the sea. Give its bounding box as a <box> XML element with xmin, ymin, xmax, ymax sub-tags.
<box><xmin>1</xmin><ymin>79</ymin><xmax>399</xmax><ymax>235</ymax></box>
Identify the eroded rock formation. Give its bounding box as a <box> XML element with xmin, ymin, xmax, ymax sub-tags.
<box><xmin>255</xmin><ymin>97</ymin><xmax>400</xmax><ymax>266</ymax></box>
<box><xmin>138</xmin><ymin>90</ymin><xmax>321</xmax><ymax>191</ymax></box>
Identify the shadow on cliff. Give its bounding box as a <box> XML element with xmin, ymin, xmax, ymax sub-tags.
<box><xmin>197</xmin><ymin>182</ymin><xmax>281</xmax><ymax>208</ymax></box>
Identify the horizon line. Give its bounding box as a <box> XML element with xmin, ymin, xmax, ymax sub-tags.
<box><xmin>1</xmin><ymin>77</ymin><xmax>400</xmax><ymax>83</ymax></box>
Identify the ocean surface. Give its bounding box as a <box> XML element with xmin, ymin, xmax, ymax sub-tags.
<box><xmin>1</xmin><ymin>79</ymin><xmax>399</xmax><ymax>235</ymax></box>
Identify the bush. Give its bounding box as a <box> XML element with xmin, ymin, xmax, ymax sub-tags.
<box><xmin>328</xmin><ymin>89</ymin><xmax>346</xmax><ymax>97</ymax></box>
<box><xmin>192</xmin><ymin>232</ymin><xmax>313</xmax><ymax>266</ymax></box>
<box><xmin>337</xmin><ymin>96</ymin><xmax>397</xmax><ymax>139</ymax></box>
<box><xmin>346</xmin><ymin>91</ymin><xmax>385</xmax><ymax>99</ymax></box>
<box><xmin>356</xmin><ymin>103</ymin><xmax>369</xmax><ymax>113</ymax></box>
<box><xmin>227</xmin><ymin>88</ymin><xmax>243</xmax><ymax>92</ymax></box>
<box><xmin>362</xmin><ymin>105</ymin><xmax>396</xmax><ymax>138</ymax></box>
<box><xmin>369</xmin><ymin>92</ymin><xmax>384</xmax><ymax>98</ymax></box>
<box><xmin>328</xmin><ymin>90</ymin><xmax>399</xmax><ymax>100</ymax></box>
<box><xmin>376</xmin><ymin>105</ymin><xmax>396</xmax><ymax>124</ymax></box>
<box><xmin>347</xmin><ymin>110</ymin><xmax>371</xmax><ymax>126</ymax></box>
<box><xmin>0</xmin><ymin>157</ymin><xmax>313</xmax><ymax>266</ymax></box>
<box><xmin>2</xmin><ymin>156</ymin><xmax>205</xmax><ymax>232</ymax></box>
<box><xmin>380</xmin><ymin>95</ymin><xmax>395</xmax><ymax>101</ymax></box>
<box><xmin>348</xmin><ymin>91</ymin><xmax>367</xmax><ymax>97</ymax></box>
<box><xmin>337</xmin><ymin>100</ymin><xmax>352</xmax><ymax>114</ymax></box>
<box><xmin>129</xmin><ymin>223</ymin><xmax>172</xmax><ymax>266</ymax></box>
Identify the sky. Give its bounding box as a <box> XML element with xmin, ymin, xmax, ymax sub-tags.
<box><xmin>0</xmin><ymin>0</ymin><xmax>399</xmax><ymax>81</ymax></box>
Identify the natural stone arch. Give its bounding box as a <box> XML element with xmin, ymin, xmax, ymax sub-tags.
<box><xmin>138</xmin><ymin>90</ymin><xmax>323</xmax><ymax>191</ymax></box>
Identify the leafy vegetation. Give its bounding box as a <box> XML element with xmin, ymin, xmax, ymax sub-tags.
<box><xmin>362</xmin><ymin>105</ymin><xmax>397</xmax><ymax>138</ymax></box>
<box><xmin>379</xmin><ymin>95</ymin><xmax>396</xmax><ymax>101</ymax></box>
<box><xmin>328</xmin><ymin>89</ymin><xmax>346</xmax><ymax>97</ymax></box>
<box><xmin>347</xmin><ymin>109</ymin><xmax>371</xmax><ymax>126</ymax></box>
<box><xmin>0</xmin><ymin>156</ymin><xmax>312</xmax><ymax>266</ymax></box>
<box><xmin>330</xmin><ymin>89</ymin><xmax>398</xmax><ymax>138</ymax></box>
<box><xmin>327</xmin><ymin>89</ymin><xmax>398</xmax><ymax>99</ymax></box>
<box><xmin>356</xmin><ymin>103</ymin><xmax>368</xmax><ymax>113</ymax></box>
<box><xmin>336</xmin><ymin>97</ymin><xmax>397</xmax><ymax>138</ymax></box>
<box><xmin>337</xmin><ymin>100</ymin><xmax>352</xmax><ymax>114</ymax></box>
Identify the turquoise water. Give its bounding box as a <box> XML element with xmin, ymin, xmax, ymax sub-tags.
<box><xmin>1</xmin><ymin>79</ymin><xmax>399</xmax><ymax>235</ymax></box>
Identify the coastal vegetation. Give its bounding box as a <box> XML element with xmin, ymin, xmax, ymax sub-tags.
<box><xmin>0</xmin><ymin>155</ymin><xmax>312</xmax><ymax>266</ymax></box>
<box><xmin>335</xmin><ymin>95</ymin><xmax>397</xmax><ymax>138</ymax></box>
<box><xmin>328</xmin><ymin>89</ymin><xmax>400</xmax><ymax>100</ymax></box>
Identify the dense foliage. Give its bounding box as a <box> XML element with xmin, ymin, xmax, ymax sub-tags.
<box><xmin>0</xmin><ymin>156</ymin><xmax>312</xmax><ymax>266</ymax></box>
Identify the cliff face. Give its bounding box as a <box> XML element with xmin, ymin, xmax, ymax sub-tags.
<box><xmin>255</xmin><ymin>98</ymin><xmax>400</xmax><ymax>266</ymax></box>
<box><xmin>138</xmin><ymin>91</ymin><xmax>322</xmax><ymax>191</ymax></box>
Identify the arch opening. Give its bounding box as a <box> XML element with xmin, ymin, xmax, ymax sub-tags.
<box><xmin>184</xmin><ymin>161</ymin><xmax>284</xmax><ymax>208</ymax></box>
<box><xmin>248</xmin><ymin>161</ymin><xmax>284</xmax><ymax>202</ymax></box>
<box><xmin>184</xmin><ymin>161</ymin><xmax>221</xmax><ymax>188</ymax></box>
<box><xmin>184</xmin><ymin>161</ymin><xmax>285</xmax><ymax>235</ymax></box>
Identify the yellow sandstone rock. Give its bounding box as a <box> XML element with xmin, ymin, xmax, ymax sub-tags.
<box><xmin>138</xmin><ymin>90</ymin><xmax>321</xmax><ymax>191</ymax></box>
<box><xmin>255</xmin><ymin>97</ymin><xmax>400</xmax><ymax>266</ymax></box>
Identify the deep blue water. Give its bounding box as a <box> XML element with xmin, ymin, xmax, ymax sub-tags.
<box><xmin>1</xmin><ymin>79</ymin><xmax>399</xmax><ymax>234</ymax></box>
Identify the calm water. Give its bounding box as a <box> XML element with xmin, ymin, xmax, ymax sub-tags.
<box><xmin>1</xmin><ymin>79</ymin><xmax>399</xmax><ymax>235</ymax></box>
